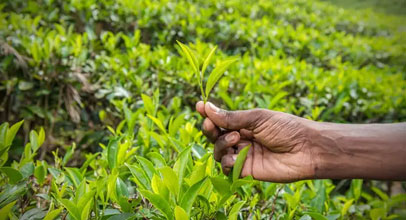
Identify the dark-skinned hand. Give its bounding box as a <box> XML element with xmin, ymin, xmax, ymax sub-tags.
<box><xmin>196</xmin><ymin>101</ymin><xmax>317</xmax><ymax>183</ymax></box>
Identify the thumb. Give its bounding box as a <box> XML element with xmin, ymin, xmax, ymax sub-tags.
<box><xmin>205</xmin><ymin>102</ymin><xmax>264</xmax><ymax>130</ymax></box>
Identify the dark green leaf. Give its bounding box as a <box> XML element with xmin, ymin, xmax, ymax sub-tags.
<box><xmin>139</xmin><ymin>190</ymin><xmax>174</xmax><ymax>220</ymax></box>
<box><xmin>180</xmin><ymin>177</ymin><xmax>207</xmax><ymax>215</ymax></box>
<box><xmin>0</xmin><ymin>167</ymin><xmax>23</xmax><ymax>184</ymax></box>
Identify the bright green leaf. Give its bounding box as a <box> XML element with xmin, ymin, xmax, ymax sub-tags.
<box><xmin>43</xmin><ymin>208</ymin><xmax>63</xmax><ymax>220</ymax></box>
<box><xmin>228</xmin><ymin>201</ymin><xmax>245</xmax><ymax>220</ymax></box>
<box><xmin>201</xmin><ymin>46</ymin><xmax>217</xmax><ymax>78</ymax></box>
<box><xmin>175</xmin><ymin>206</ymin><xmax>188</xmax><ymax>220</ymax></box>
<box><xmin>0</xmin><ymin>200</ymin><xmax>17</xmax><ymax>220</ymax></box>
<box><xmin>232</xmin><ymin>144</ymin><xmax>251</xmax><ymax>182</ymax></box>
<box><xmin>205</xmin><ymin>59</ymin><xmax>237</xmax><ymax>101</ymax></box>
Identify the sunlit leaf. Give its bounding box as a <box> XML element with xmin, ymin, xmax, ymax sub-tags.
<box><xmin>160</xmin><ymin>166</ymin><xmax>179</xmax><ymax>196</ymax></box>
<box><xmin>228</xmin><ymin>201</ymin><xmax>245</xmax><ymax>220</ymax></box>
<box><xmin>205</xmin><ymin>59</ymin><xmax>237</xmax><ymax>101</ymax></box>
<box><xmin>175</xmin><ymin>206</ymin><xmax>188</xmax><ymax>220</ymax></box>
<box><xmin>201</xmin><ymin>46</ymin><xmax>217</xmax><ymax>78</ymax></box>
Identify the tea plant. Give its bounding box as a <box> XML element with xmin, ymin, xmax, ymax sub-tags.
<box><xmin>177</xmin><ymin>41</ymin><xmax>237</xmax><ymax>103</ymax></box>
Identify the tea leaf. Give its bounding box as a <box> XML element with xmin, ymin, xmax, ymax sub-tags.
<box><xmin>136</xmin><ymin>156</ymin><xmax>157</xmax><ymax>181</ymax></box>
<box><xmin>29</xmin><ymin>130</ymin><xmax>39</xmax><ymax>152</ymax></box>
<box><xmin>43</xmin><ymin>208</ymin><xmax>63</xmax><ymax>220</ymax></box>
<box><xmin>38</xmin><ymin>127</ymin><xmax>45</xmax><ymax>147</ymax></box>
<box><xmin>147</xmin><ymin>152</ymin><xmax>167</xmax><ymax>168</ymax></box>
<box><xmin>0</xmin><ymin>123</ymin><xmax>8</xmax><ymax>149</ymax></box>
<box><xmin>175</xmin><ymin>206</ymin><xmax>188</xmax><ymax>220</ymax></box>
<box><xmin>6</xmin><ymin>120</ymin><xmax>24</xmax><ymax>147</ymax></box>
<box><xmin>116</xmin><ymin>177</ymin><xmax>129</xmax><ymax>198</ymax></box>
<box><xmin>232</xmin><ymin>144</ymin><xmax>251</xmax><ymax>182</ymax></box>
<box><xmin>173</xmin><ymin>147</ymin><xmax>192</xmax><ymax>187</ymax></box>
<box><xmin>0</xmin><ymin>200</ymin><xmax>17</xmax><ymax>220</ymax></box>
<box><xmin>139</xmin><ymin>190</ymin><xmax>174</xmax><ymax>220</ymax></box>
<box><xmin>147</xmin><ymin>115</ymin><xmax>167</xmax><ymax>134</ymax></box>
<box><xmin>126</xmin><ymin>163</ymin><xmax>150</xmax><ymax>190</ymax></box>
<box><xmin>205</xmin><ymin>59</ymin><xmax>237</xmax><ymax>101</ymax></box>
<box><xmin>180</xmin><ymin>177</ymin><xmax>207</xmax><ymax>215</ymax></box>
<box><xmin>141</xmin><ymin>94</ymin><xmax>155</xmax><ymax>116</ymax></box>
<box><xmin>341</xmin><ymin>199</ymin><xmax>354</xmax><ymax>216</ymax></box>
<box><xmin>228</xmin><ymin>200</ymin><xmax>245</xmax><ymax>220</ymax></box>
<box><xmin>57</xmin><ymin>199</ymin><xmax>80</xmax><ymax>220</ymax></box>
<box><xmin>0</xmin><ymin>167</ymin><xmax>23</xmax><ymax>184</ymax></box>
<box><xmin>107</xmin><ymin>138</ymin><xmax>119</xmax><ymax>169</ymax></box>
<box><xmin>34</xmin><ymin>163</ymin><xmax>47</xmax><ymax>185</ymax></box>
<box><xmin>176</xmin><ymin>41</ymin><xmax>199</xmax><ymax>76</ymax></box>
<box><xmin>160</xmin><ymin>166</ymin><xmax>179</xmax><ymax>196</ymax></box>
<box><xmin>303</xmin><ymin>212</ymin><xmax>328</xmax><ymax>220</ymax></box>
<box><xmin>201</xmin><ymin>46</ymin><xmax>217</xmax><ymax>79</ymax></box>
<box><xmin>230</xmin><ymin>176</ymin><xmax>254</xmax><ymax>192</ymax></box>
<box><xmin>351</xmin><ymin>179</ymin><xmax>363</xmax><ymax>201</ymax></box>
<box><xmin>210</xmin><ymin>177</ymin><xmax>231</xmax><ymax>195</ymax></box>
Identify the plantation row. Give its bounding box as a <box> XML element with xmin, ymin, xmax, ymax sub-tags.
<box><xmin>1</xmin><ymin>0</ymin><xmax>406</xmax><ymax>219</ymax></box>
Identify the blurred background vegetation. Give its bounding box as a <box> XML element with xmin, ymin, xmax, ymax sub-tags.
<box><xmin>0</xmin><ymin>0</ymin><xmax>405</xmax><ymax>219</ymax></box>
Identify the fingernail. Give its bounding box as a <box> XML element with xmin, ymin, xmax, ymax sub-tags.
<box><xmin>208</xmin><ymin>102</ymin><xmax>219</xmax><ymax>113</ymax></box>
<box><xmin>225</xmin><ymin>133</ymin><xmax>237</xmax><ymax>142</ymax></box>
<box><xmin>232</xmin><ymin>155</ymin><xmax>237</xmax><ymax>162</ymax></box>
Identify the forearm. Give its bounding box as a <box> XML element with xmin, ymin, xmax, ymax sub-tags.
<box><xmin>309</xmin><ymin>122</ymin><xmax>406</xmax><ymax>180</ymax></box>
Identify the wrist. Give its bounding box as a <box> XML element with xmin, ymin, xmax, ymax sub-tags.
<box><xmin>306</xmin><ymin>121</ymin><xmax>355</xmax><ymax>180</ymax></box>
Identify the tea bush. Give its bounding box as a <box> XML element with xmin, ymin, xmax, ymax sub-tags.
<box><xmin>0</xmin><ymin>0</ymin><xmax>405</xmax><ymax>219</ymax></box>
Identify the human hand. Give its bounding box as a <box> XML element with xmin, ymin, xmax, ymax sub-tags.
<box><xmin>196</xmin><ymin>101</ymin><xmax>317</xmax><ymax>183</ymax></box>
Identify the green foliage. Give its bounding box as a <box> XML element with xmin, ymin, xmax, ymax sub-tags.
<box><xmin>0</xmin><ymin>0</ymin><xmax>405</xmax><ymax>219</ymax></box>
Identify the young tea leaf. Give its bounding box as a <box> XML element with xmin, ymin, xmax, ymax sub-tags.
<box><xmin>201</xmin><ymin>46</ymin><xmax>217</xmax><ymax>79</ymax></box>
<box><xmin>205</xmin><ymin>59</ymin><xmax>237</xmax><ymax>102</ymax></box>
<box><xmin>232</xmin><ymin>144</ymin><xmax>251</xmax><ymax>182</ymax></box>
<box><xmin>180</xmin><ymin>177</ymin><xmax>207</xmax><ymax>215</ymax></box>
<box><xmin>176</xmin><ymin>41</ymin><xmax>199</xmax><ymax>76</ymax></box>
